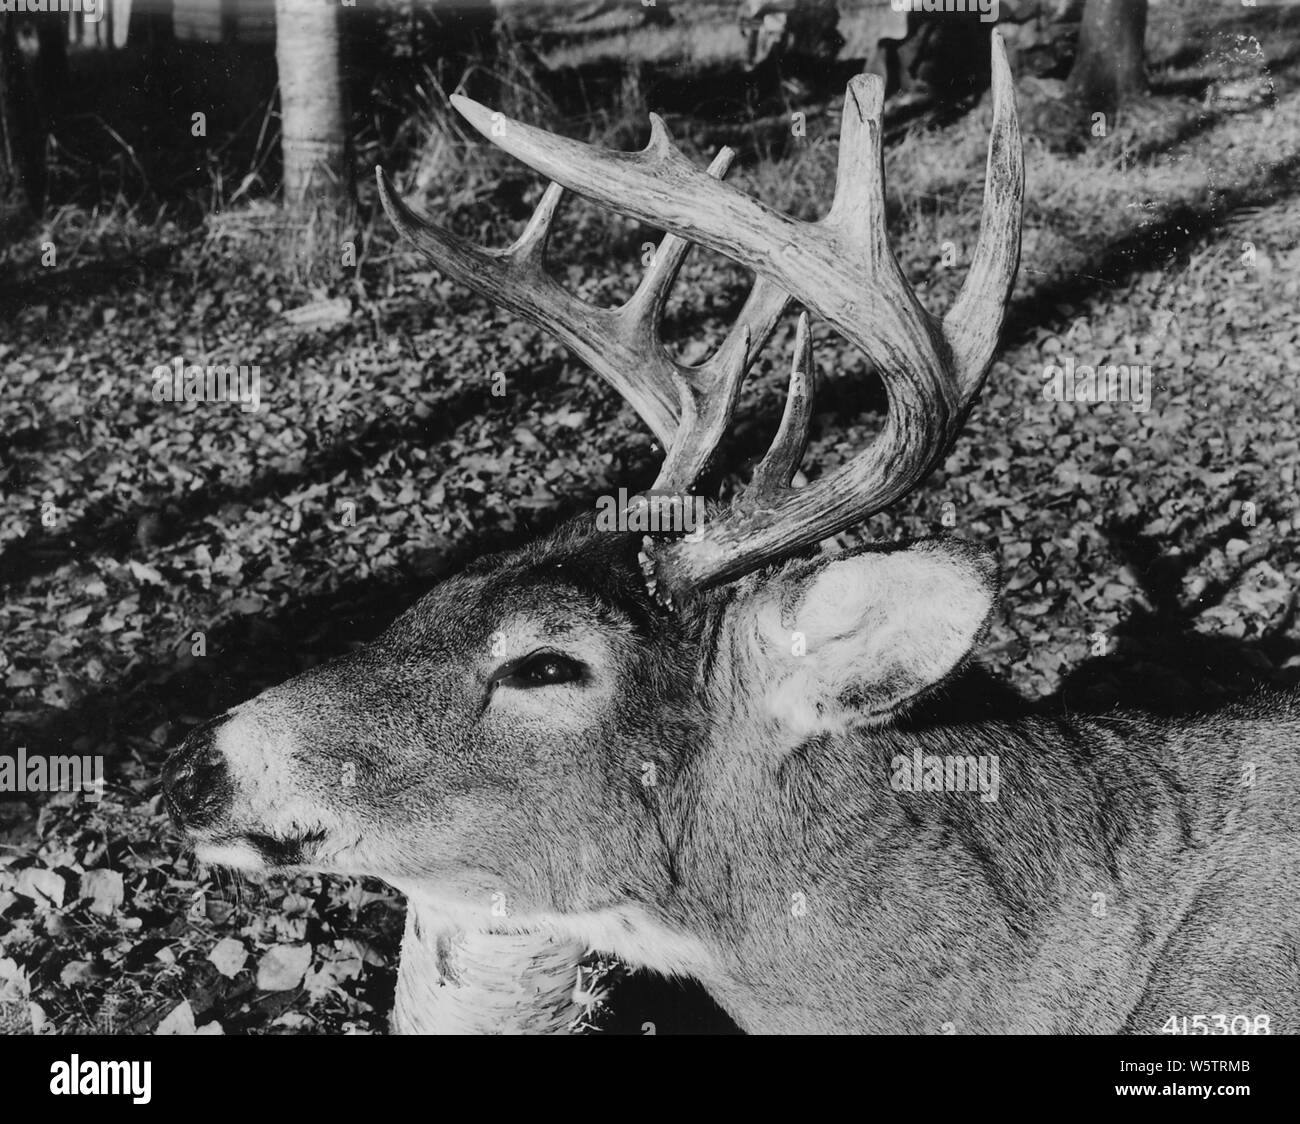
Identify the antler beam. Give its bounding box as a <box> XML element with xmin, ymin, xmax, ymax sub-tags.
<box><xmin>383</xmin><ymin>34</ymin><xmax>1022</xmax><ymax>597</ymax></box>
<box><xmin>377</xmin><ymin>154</ymin><xmax>790</xmax><ymax>466</ymax></box>
<box><xmin>447</xmin><ymin>36</ymin><xmax>1021</xmax><ymax>591</ymax></box>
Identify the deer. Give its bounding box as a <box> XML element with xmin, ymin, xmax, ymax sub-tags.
<box><xmin>163</xmin><ymin>35</ymin><xmax>1300</xmax><ymax>1035</ymax></box>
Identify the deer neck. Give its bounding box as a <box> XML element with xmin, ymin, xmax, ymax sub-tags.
<box><xmin>390</xmin><ymin>894</ymin><xmax>587</xmax><ymax>1035</ymax></box>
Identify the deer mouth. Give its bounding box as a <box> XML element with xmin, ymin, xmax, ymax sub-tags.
<box><xmin>245</xmin><ymin>829</ymin><xmax>329</xmax><ymax>866</ymax></box>
<box><xmin>194</xmin><ymin>828</ymin><xmax>328</xmax><ymax>870</ymax></box>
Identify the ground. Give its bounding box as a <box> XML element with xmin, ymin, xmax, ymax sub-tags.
<box><xmin>1</xmin><ymin>1</ymin><xmax>1299</xmax><ymax>1034</ymax></box>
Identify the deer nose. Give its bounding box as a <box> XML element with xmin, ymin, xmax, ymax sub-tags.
<box><xmin>163</xmin><ymin>714</ymin><xmax>234</xmax><ymax>833</ymax></box>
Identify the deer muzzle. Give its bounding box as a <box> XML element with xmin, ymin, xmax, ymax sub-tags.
<box><xmin>163</xmin><ymin>713</ymin><xmax>235</xmax><ymax>834</ymax></box>
<box><xmin>163</xmin><ymin>705</ymin><xmax>334</xmax><ymax>870</ymax></box>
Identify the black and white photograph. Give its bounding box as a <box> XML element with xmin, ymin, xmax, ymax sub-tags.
<box><xmin>0</xmin><ymin>0</ymin><xmax>1296</xmax><ymax>1096</ymax></box>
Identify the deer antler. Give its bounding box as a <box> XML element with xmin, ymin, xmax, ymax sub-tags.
<box><xmin>381</xmin><ymin>34</ymin><xmax>1022</xmax><ymax>596</ymax></box>
<box><xmin>376</xmin><ymin>152</ymin><xmax>790</xmax><ymax>480</ymax></box>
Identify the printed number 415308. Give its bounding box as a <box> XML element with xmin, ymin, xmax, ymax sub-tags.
<box><xmin>1162</xmin><ymin>1014</ymin><xmax>1271</xmax><ymax>1034</ymax></box>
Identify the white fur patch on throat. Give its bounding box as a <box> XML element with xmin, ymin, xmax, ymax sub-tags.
<box><xmin>390</xmin><ymin>894</ymin><xmax>716</xmax><ymax>1034</ymax></box>
<box><xmin>396</xmin><ymin>886</ymin><xmax>714</xmax><ymax>979</ymax></box>
<box><xmin>535</xmin><ymin>905</ymin><xmax>715</xmax><ymax>979</ymax></box>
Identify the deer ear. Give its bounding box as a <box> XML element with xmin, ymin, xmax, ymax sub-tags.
<box><xmin>740</xmin><ymin>540</ymin><xmax>998</xmax><ymax>733</ymax></box>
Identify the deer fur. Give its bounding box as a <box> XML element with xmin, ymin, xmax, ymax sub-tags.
<box><xmin>164</xmin><ymin>521</ymin><xmax>1300</xmax><ymax>1033</ymax></box>
<box><xmin>161</xmin><ymin>40</ymin><xmax>1298</xmax><ymax>1034</ymax></box>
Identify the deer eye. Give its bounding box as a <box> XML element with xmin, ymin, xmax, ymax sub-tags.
<box><xmin>492</xmin><ymin>651</ymin><xmax>586</xmax><ymax>690</ymax></box>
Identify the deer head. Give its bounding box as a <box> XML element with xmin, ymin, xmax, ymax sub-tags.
<box><xmin>164</xmin><ymin>36</ymin><xmax>1022</xmax><ymax>1034</ymax></box>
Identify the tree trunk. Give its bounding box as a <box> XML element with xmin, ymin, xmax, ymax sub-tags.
<box><xmin>113</xmin><ymin>0</ymin><xmax>134</xmax><ymax>49</ymax></box>
<box><xmin>0</xmin><ymin>11</ymin><xmax>47</xmax><ymax>237</ymax></box>
<box><xmin>274</xmin><ymin>0</ymin><xmax>352</xmax><ymax>233</ymax></box>
<box><xmin>35</xmin><ymin>10</ymin><xmax>69</xmax><ymax>94</ymax></box>
<box><xmin>131</xmin><ymin>0</ymin><xmax>175</xmax><ymax>52</ymax></box>
<box><xmin>1068</xmin><ymin>0</ymin><xmax>1147</xmax><ymax>113</ymax></box>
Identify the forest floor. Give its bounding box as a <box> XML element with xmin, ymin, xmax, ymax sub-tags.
<box><xmin>2</xmin><ymin>3</ymin><xmax>1300</xmax><ymax>1033</ymax></box>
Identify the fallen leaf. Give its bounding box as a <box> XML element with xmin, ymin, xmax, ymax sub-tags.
<box><xmin>128</xmin><ymin>560</ymin><xmax>165</xmax><ymax>586</ymax></box>
<box><xmin>0</xmin><ymin>957</ymin><xmax>31</xmax><ymax>1001</ymax></box>
<box><xmin>208</xmin><ymin>938</ymin><xmax>248</xmax><ymax>979</ymax></box>
<box><xmin>256</xmin><ymin>943</ymin><xmax>311</xmax><ymax>991</ymax></box>
<box><xmin>14</xmin><ymin>868</ymin><xmax>66</xmax><ymax>909</ymax></box>
<box><xmin>60</xmin><ymin>960</ymin><xmax>100</xmax><ymax>987</ymax></box>
<box><xmin>155</xmin><ymin>1000</ymin><xmax>197</xmax><ymax>1035</ymax></box>
<box><xmin>284</xmin><ymin>296</ymin><xmax>350</xmax><ymax>330</ymax></box>
<box><xmin>81</xmin><ymin>869</ymin><xmax>124</xmax><ymax>917</ymax></box>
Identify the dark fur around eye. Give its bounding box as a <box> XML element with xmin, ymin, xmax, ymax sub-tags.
<box><xmin>492</xmin><ymin>651</ymin><xmax>587</xmax><ymax>689</ymax></box>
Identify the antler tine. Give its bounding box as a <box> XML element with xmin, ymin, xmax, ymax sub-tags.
<box><xmin>625</xmin><ymin>147</ymin><xmax>733</xmax><ymax>330</ymax></box>
<box><xmin>945</xmin><ymin>37</ymin><xmax>1024</xmax><ymax>397</ymax></box>
<box><xmin>748</xmin><ymin>312</ymin><xmax>815</xmax><ymax>502</ymax></box>
<box><xmin>448</xmin><ymin>34</ymin><xmax>1022</xmax><ymax>594</ymax></box>
<box><xmin>378</xmin><ymin>167</ymin><xmax>674</xmax><ymax>447</ymax></box>
<box><xmin>636</xmin><ymin>149</ymin><xmax>790</xmax><ymax>495</ymax></box>
<box><xmin>450</xmin><ymin>78</ymin><xmax>954</xmax><ymax>433</ymax></box>
<box><xmin>376</xmin><ymin>161</ymin><xmax>789</xmax><ymax>484</ymax></box>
